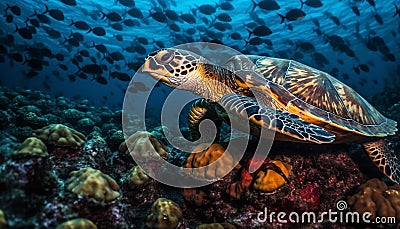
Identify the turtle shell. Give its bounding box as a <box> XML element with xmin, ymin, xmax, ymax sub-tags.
<box><xmin>226</xmin><ymin>55</ymin><xmax>397</xmax><ymax>140</ymax></box>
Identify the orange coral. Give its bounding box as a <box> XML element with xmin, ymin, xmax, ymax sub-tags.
<box><xmin>56</xmin><ymin>218</ymin><xmax>97</xmax><ymax>229</ymax></box>
<box><xmin>33</xmin><ymin>124</ymin><xmax>85</xmax><ymax>149</ymax></box>
<box><xmin>146</xmin><ymin>198</ymin><xmax>183</xmax><ymax>229</ymax></box>
<box><xmin>119</xmin><ymin>131</ymin><xmax>168</xmax><ymax>159</ymax></box>
<box><xmin>66</xmin><ymin>168</ymin><xmax>120</xmax><ymax>203</ymax></box>
<box><xmin>348</xmin><ymin>178</ymin><xmax>400</xmax><ymax>220</ymax></box>
<box><xmin>185</xmin><ymin>143</ymin><xmax>234</xmax><ymax>180</ymax></box>
<box><xmin>253</xmin><ymin>160</ymin><xmax>291</xmax><ymax>193</ymax></box>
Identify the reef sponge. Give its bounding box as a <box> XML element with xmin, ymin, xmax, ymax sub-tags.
<box><xmin>119</xmin><ymin>131</ymin><xmax>168</xmax><ymax>159</ymax></box>
<box><xmin>146</xmin><ymin>198</ymin><xmax>183</xmax><ymax>229</ymax></box>
<box><xmin>66</xmin><ymin>168</ymin><xmax>120</xmax><ymax>203</ymax></box>
<box><xmin>56</xmin><ymin>218</ymin><xmax>97</xmax><ymax>229</ymax></box>
<box><xmin>185</xmin><ymin>143</ymin><xmax>234</xmax><ymax>180</ymax></box>
<box><xmin>12</xmin><ymin>137</ymin><xmax>48</xmax><ymax>157</ymax></box>
<box><xmin>33</xmin><ymin>124</ymin><xmax>85</xmax><ymax>149</ymax></box>
<box><xmin>0</xmin><ymin>210</ymin><xmax>8</xmax><ymax>229</ymax></box>
<box><xmin>196</xmin><ymin>223</ymin><xmax>236</xmax><ymax>229</ymax></box>
<box><xmin>253</xmin><ymin>160</ymin><xmax>291</xmax><ymax>193</ymax></box>
<box><xmin>126</xmin><ymin>166</ymin><xmax>150</xmax><ymax>186</ymax></box>
<box><xmin>347</xmin><ymin>178</ymin><xmax>400</xmax><ymax>220</ymax></box>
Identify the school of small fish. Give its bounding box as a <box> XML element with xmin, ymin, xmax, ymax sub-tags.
<box><xmin>0</xmin><ymin>0</ymin><xmax>399</xmax><ymax>103</ymax></box>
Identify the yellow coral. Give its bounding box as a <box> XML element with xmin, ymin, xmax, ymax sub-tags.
<box><xmin>0</xmin><ymin>210</ymin><xmax>8</xmax><ymax>229</ymax></box>
<box><xmin>146</xmin><ymin>198</ymin><xmax>183</xmax><ymax>229</ymax></box>
<box><xmin>196</xmin><ymin>223</ymin><xmax>236</xmax><ymax>229</ymax></box>
<box><xmin>13</xmin><ymin>137</ymin><xmax>48</xmax><ymax>157</ymax></box>
<box><xmin>185</xmin><ymin>143</ymin><xmax>234</xmax><ymax>180</ymax></box>
<box><xmin>66</xmin><ymin>168</ymin><xmax>120</xmax><ymax>203</ymax></box>
<box><xmin>119</xmin><ymin>131</ymin><xmax>168</xmax><ymax>159</ymax></box>
<box><xmin>56</xmin><ymin>218</ymin><xmax>97</xmax><ymax>229</ymax></box>
<box><xmin>253</xmin><ymin>160</ymin><xmax>291</xmax><ymax>192</ymax></box>
<box><xmin>126</xmin><ymin>166</ymin><xmax>150</xmax><ymax>186</ymax></box>
<box><xmin>33</xmin><ymin>124</ymin><xmax>85</xmax><ymax>148</ymax></box>
<box><xmin>348</xmin><ymin>178</ymin><xmax>400</xmax><ymax>220</ymax></box>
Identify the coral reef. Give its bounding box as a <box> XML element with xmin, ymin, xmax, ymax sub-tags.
<box><xmin>66</xmin><ymin>168</ymin><xmax>120</xmax><ymax>203</ymax></box>
<box><xmin>33</xmin><ymin>124</ymin><xmax>86</xmax><ymax>149</ymax></box>
<box><xmin>12</xmin><ymin>137</ymin><xmax>48</xmax><ymax>157</ymax></box>
<box><xmin>56</xmin><ymin>218</ymin><xmax>97</xmax><ymax>229</ymax></box>
<box><xmin>1</xmin><ymin>86</ymin><xmax>398</xmax><ymax>228</ymax></box>
<box><xmin>146</xmin><ymin>198</ymin><xmax>183</xmax><ymax>229</ymax></box>
<box><xmin>347</xmin><ymin>178</ymin><xmax>400</xmax><ymax>220</ymax></box>
<box><xmin>125</xmin><ymin>166</ymin><xmax>151</xmax><ymax>186</ymax></box>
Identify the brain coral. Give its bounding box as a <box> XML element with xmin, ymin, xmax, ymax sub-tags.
<box><xmin>66</xmin><ymin>168</ymin><xmax>120</xmax><ymax>203</ymax></box>
<box><xmin>33</xmin><ymin>124</ymin><xmax>85</xmax><ymax>148</ymax></box>
<box><xmin>126</xmin><ymin>166</ymin><xmax>150</xmax><ymax>186</ymax></box>
<box><xmin>347</xmin><ymin>178</ymin><xmax>400</xmax><ymax>220</ymax></box>
<box><xmin>185</xmin><ymin>143</ymin><xmax>234</xmax><ymax>180</ymax></box>
<box><xmin>119</xmin><ymin>131</ymin><xmax>168</xmax><ymax>159</ymax></box>
<box><xmin>13</xmin><ymin>137</ymin><xmax>48</xmax><ymax>157</ymax></box>
<box><xmin>146</xmin><ymin>198</ymin><xmax>183</xmax><ymax>229</ymax></box>
<box><xmin>56</xmin><ymin>218</ymin><xmax>97</xmax><ymax>229</ymax></box>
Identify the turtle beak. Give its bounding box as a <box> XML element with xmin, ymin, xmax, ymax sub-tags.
<box><xmin>142</xmin><ymin>57</ymin><xmax>171</xmax><ymax>84</ymax></box>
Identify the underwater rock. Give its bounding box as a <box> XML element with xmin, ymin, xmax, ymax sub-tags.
<box><xmin>0</xmin><ymin>210</ymin><xmax>9</xmax><ymax>229</ymax></box>
<box><xmin>347</xmin><ymin>178</ymin><xmax>400</xmax><ymax>220</ymax></box>
<box><xmin>77</xmin><ymin>118</ymin><xmax>95</xmax><ymax>132</ymax></box>
<box><xmin>253</xmin><ymin>160</ymin><xmax>291</xmax><ymax>193</ymax></box>
<box><xmin>125</xmin><ymin>165</ymin><xmax>150</xmax><ymax>186</ymax></box>
<box><xmin>119</xmin><ymin>131</ymin><xmax>168</xmax><ymax>159</ymax></box>
<box><xmin>185</xmin><ymin>143</ymin><xmax>234</xmax><ymax>180</ymax></box>
<box><xmin>105</xmin><ymin>129</ymin><xmax>124</xmax><ymax>152</ymax></box>
<box><xmin>146</xmin><ymin>198</ymin><xmax>183</xmax><ymax>229</ymax></box>
<box><xmin>226</xmin><ymin>168</ymin><xmax>252</xmax><ymax>199</ymax></box>
<box><xmin>66</xmin><ymin>168</ymin><xmax>120</xmax><ymax>203</ymax></box>
<box><xmin>56</xmin><ymin>218</ymin><xmax>97</xmax><ymax>229</ymax></box>
<box><xmin>0</xmin><ymin>111</ymin><xmax>10</xmax><ymax>129</ymax></box>
<box><xmin>33</xmin><ymin>124</ymin><xmax>86</xmax><ymax>149</ymax></box>
<box><xmin>17</xmin><ymin>111</ymin><xmax>49</xmax><ymax>129</ymax></box>
<box><xmin>12</xmin><ymin>137</ymin><xmax>48</xmax><ymax>158</ymax></box>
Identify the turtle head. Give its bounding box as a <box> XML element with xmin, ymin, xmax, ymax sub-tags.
<box><xmin>143</xmin><ymin>48</ymin><xmax>207</xmax><ymax>88</ymax></box>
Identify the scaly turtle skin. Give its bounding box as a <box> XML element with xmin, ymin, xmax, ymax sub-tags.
<box><xmin>142</xmin><ymin>48</ymin><xmax>399</xmax><ymax>184</ymax></box>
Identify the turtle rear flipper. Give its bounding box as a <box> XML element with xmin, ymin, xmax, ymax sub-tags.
<box><xmin>219</xmin><ymin>93</ymin><xmax>335</xmax><ymax>144</ymax></box>
<box><xmin>363</xmin><ymin>139</ymin><xmax>400</xmax><ymax>184</ymax></box>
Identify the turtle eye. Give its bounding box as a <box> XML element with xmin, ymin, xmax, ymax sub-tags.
<box><xmin>158</xmin><ymin>50</ymin><xmax>174</xmax><ymax>64</ymax></box>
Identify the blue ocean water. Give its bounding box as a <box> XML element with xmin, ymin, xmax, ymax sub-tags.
<box><xmin>0</xmin><ymin>0</ymin><xmax>399</xmax><ymax>109</ymax></box>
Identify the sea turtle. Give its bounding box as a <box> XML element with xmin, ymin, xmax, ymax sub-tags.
<box><xmin>142</xmin><ymin>48</ymin><xmax>399</xmax><ymax>184</ymax></box>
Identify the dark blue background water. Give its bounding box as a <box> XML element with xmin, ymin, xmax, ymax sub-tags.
<box><xmin>0</xmin><ymin>0</ymin><xmax>399</xmax><ymax>110</ymax></box>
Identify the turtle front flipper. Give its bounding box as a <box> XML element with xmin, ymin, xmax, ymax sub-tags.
<box><xmin>188</xmin><ymin>98</ymin><xmax>222</xmax><ymax>142</ymax></box>
<box><xmin>219</xmin><ymin>93</ymin><xmax>335</xmax><ymax>144</ymax></box>
<box><xmin>363</xmin><ymin>139</ymin><xmax>400</xmax><ymax>184</ymax></box>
